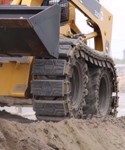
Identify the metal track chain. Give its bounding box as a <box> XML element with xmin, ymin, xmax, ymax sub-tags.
<box><xmin>31</xmin><ymin>39</ymin><xmax>118</xmax><ymax>121</ymax></box>
<box><xmin>59</xmin><ymin>39</ymin><xmax>118</xmax><ymax>117</ymax></box>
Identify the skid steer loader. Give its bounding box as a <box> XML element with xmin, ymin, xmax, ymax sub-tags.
<box><xmin>0</xmin><ymin>0</ymin><xmax>118</xmax><ymax>121</ymax></box>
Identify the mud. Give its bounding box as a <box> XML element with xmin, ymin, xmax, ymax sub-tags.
<box><xmin>0</xmin><ymin>111</ymin><xmax>125</xmax><ymax>150</ymax></box>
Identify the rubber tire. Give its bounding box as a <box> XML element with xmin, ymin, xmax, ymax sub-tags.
<box><xmin>70</xmin><ymin>59</ymin><xmax>88</xmax><ymax>118</ymax></box>
<box><xmin>83</xmin><ymin>66</ymin><xmax>112</xmax><ymax>118</ymax></box>
<box><xmin>33</xmin><ymin>59</ymin><xmax>88</xmax><ymax>120</ymax></box>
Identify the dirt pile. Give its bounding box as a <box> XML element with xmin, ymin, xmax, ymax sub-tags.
<box><xmin>0</xmin><ymin>111</ymin><xmax>125</xmax><ymax>150</ymax></box>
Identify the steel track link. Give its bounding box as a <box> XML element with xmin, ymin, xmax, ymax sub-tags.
<box><xmin>60</xmin><ymin>39</ymin><xmax>118</xmax><ymax>117</ymax></box>
<box><xmin>32</xmin><ymin>39</ymin><xmax>118</xmax><ymax>121</ymax></box>
<box><xmin>79</xmin><ymin>42</ymin><xmax>118</xmax><ymax>116</ymax></box>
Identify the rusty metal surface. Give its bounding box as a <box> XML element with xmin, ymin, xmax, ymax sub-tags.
<box><xmin>0</xmin><ymin>5</ymin><xmax>61</xmax><ymax>58</ymax></box>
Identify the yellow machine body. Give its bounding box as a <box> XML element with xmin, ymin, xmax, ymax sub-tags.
<box><xmin>0</xmin><ymin>57</ymin><xmax>33</xmax><ymax>97</ymax></box>
<box><xmin>11</xmin><ymin>0</ymin><xmax>43</xmax><ymax>6</ymax></box>
<box><xmin>0</xmin><ymin>0</ymin><xmax>113</xmax><ymax>99</ymax></box>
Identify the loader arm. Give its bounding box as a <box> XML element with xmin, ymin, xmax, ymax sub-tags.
<box><xmin>68</xmin><ymin>0</ymin><xmax>113</xmax><ymax>52</ymax></box>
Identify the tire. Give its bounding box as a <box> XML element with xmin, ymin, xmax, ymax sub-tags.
<box><xmin>69</xmin><ymin>59</ymin><xmax>88</xmax><ymax>118</ymax></box>
<box><xmin>83</xmin><ymin>66</ymin><xmax>113</xmax><ymax>118</ymax></box>
<box><xmin>32</xmin><ymin>58</ymin><xmax>88</xmax><ymax>120</ymax></box>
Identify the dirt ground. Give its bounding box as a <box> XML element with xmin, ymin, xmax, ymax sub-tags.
<box><xmin>0</xmin><ymin>111</ymin><xmax>125</xmax><ymax>150</ymax></box>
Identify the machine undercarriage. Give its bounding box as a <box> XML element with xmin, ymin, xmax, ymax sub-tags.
<box><xmin>32</xmin><ymin>39</ymin><xmax>118</xmax><ymax>121</ymax></box>
<box><xmin>0</xmin><ymin>0</ymin><xmax>119</xmax><ymax>121</ymax></box>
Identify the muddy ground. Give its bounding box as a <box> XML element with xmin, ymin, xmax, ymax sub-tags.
<box><xmin>0</xmin><ymin>111</ymin><xmax>125</xmax><ymax>150</ymax></box>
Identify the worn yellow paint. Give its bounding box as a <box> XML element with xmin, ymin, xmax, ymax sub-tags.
<box><xmin>11</xmin><ymin>0</ymin><xmax>21</xmax><ymax>5</ymax></box>
<box><xmin>0</xmin><ymin>57</ymin><xmax>33</xmax><ymax>97</ymax></box>
<box><xmin>21</xmin><ymin>0</ymin><xmax>43</xmax><ymax>6</ymax></box>
<box><xmin>12</xmin><ymin>0</ymin><xmax>44</xmax><ymax>6</ymax></box>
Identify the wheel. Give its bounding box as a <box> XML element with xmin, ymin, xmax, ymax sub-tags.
<box><xmin>32</xmin><ymin>58</ymin><xmax>88</xmax><ymax>121</ymax></box>
<box><xmin>83</xmin><ymin>66</ymin><xmax>113</xmax><ymax>118</ymax></box>
<box><xmin>70</xmin><ymin>59</ymin><xmax>88</xmax><ymax>118</ymax></box>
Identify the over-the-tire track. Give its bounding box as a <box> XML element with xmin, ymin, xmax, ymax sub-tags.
<box><xmin>31</xmin><ymin>39</ymin><xmax>118</xmax><ymax>121</ymax></box>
